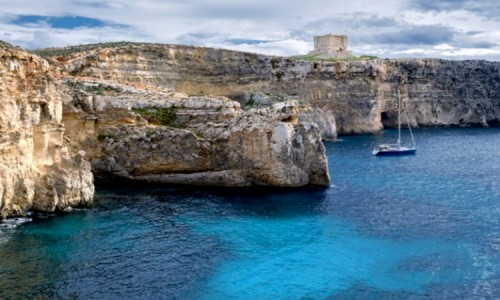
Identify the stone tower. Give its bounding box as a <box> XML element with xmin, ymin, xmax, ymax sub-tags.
<box><xmin>309</xmin><ymin>34</ymin><xmax>352</xmax><ymax>58</ymax></box>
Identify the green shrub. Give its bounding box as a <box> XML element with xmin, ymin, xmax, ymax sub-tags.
<box><xmin>275</xmin><ymin>71</ymin><xmax>285</xmax><ymax>81</ymax></box>
<box><xmin>79</xmin><ymin>83</ymin><xmax>122</xmax><ymax>95</ymax></box>
<box><xmin>97</xmin><ymin>134</ymin><xmax>114</xmax><ymax>141</ymax></box>
<box><xmin>132</xmin><ymin>107</ymin><xmax>178</xmax><ymax>126</ymax></box>
<box><xmin>289</xmin><ymin>54</ymin><xmax>378</xmax><ymax>62</ymax></box>
<box><xmin>271</xmin><ymin>58</ymin><xmax>280</xmax><ymax>69</ymax></box>
<box><xmin>244</xmin><ymin>98</ymin><xmax>255</xmax><ymax>107</ymax></box>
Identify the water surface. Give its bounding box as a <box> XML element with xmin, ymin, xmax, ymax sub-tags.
<box><xmin>1</xmin><ymin>127</ymin><xmax>499</xmax><ymax>299</ymax></box>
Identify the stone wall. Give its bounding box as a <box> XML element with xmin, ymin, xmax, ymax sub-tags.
<box><xmin>310</xmin><ymin>34</ymin><xmax>348</xmax><ymax>54</ymax></box>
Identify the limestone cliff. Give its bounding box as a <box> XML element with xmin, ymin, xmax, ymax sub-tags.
<box><xmin>61</xmin><ymin>78</ymin><xmax>330</xmax><ymax>187</ymax></box>
<box><xmin>43</xmin><ymin>43</ymin><xmax>500</xmax><ymax>134</ymax></box>
<box><xmin>0</xmin><ymin>43</ymin><xmax>94</xmax><ymax>218</ymax></box>
<box><xmin>295</xmin><ymin>59</ymin><xmax>500</xmax><ymax>133</ymax></box>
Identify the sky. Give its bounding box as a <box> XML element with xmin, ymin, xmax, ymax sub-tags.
<box><xmin>1</xmin><ymin>0</ymin><xmax>500</xmax><ymax>60</ymax></box>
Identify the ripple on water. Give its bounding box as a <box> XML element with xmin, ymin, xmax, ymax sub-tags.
<box><xmin>0</xmin><ymin>127</ymin><xmax>499</xmax><ymax>299</ymax></box>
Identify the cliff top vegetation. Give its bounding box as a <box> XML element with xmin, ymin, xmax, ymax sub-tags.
<box><xmin>29</xmin><ymin>41</ymin><xmax>378</xmax><ymax>63</ymax></box>
<box><xmin>31</xmin><ymin>41</ymin><xmax>156</xmax><ymax>57</ymax></box>
<box><xmin>289</xmin><ymin>54</ymin><xmax>378</xmax><ymax>62</ymax></box>
<box><xmin>31</xmin><ymin>41</ymin><xmax>252</xmax><ymax>58</ymax></box>
<box><xmin>0</xmin><ymin>40</ymin><xmax>15</xmax><ymax>49</ymax></box>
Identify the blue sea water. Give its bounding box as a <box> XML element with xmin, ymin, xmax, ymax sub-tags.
<box><xmin>1</xmin><ymin>127</ymin><xmax>499</xmax><ymax>299</ymax></box>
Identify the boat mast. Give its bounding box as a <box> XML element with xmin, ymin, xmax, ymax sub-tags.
<box><xmin>397</xmin><ymin>86</ymin><xmax>401</xmax><ymax>146</ymax></box>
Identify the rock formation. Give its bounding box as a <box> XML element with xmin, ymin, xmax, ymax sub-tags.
<box><xmin>5</xmin><ymin>40</ymin><xmax>498</xmax><ymax>217</ymax></box>
<box><xmin>0</xmin><ymin>41</ymin><xmax>335</xmax><ymax>218</ymax></box>
<box><xmin>0</xmin><ymin>43</ymin><xmax>93</xmax><ymax>218</ymax></box>
<box><xmin>43</xmin><ymin>43</ymin><xmax>500</xmax><ymax>135</ymax></box>
<box><xmin>61</xmin><ymin>79</ymin><xmax>330</xmax><ymax>187</ymax></box>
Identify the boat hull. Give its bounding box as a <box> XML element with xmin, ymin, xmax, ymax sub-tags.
<box><xmin>374</xmin><ymin>148</ymin><xmax>416</xmax><ymax>156</ymax></box>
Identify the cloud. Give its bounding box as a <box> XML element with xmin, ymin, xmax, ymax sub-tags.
<box><xmin>184</xmin><ymin>2</ymin><xmax>292</xmax><ymax>20</ymax></box>
<box><xmin>175</xmin><ymin>33</ymin><xmax>217</xmax><ymax>46</ymax></box>
<box><xmin>395</xmin><ymin>43</ymin><xmax>500</xmax><ymax>60</ymax></box>
<box><xmin>1</xmin><ymin>23</ymin><xmax>150</xmax><ymax>49</ymax></box>
<box><xmin>29</xmin><ymin>31</ymin><xmax>66</xmax><ymax>48</ymax></box>
<box><xmin>225</xmin><ymin>38</ymin><xmax>271</xmax><ymax>45</ymax></box>
<box><xmin>290</xmin><ymin>14</ymin><xmax>399</xmax><ymax>43</ymax></box>
<box><xmin>218</xmin><ymin>39</ymin><xmax>310</xmax><ymax>57</ymax></box>
<box><xmin>374</xmin><ymin>24</ymin><xmax>456</xmax><ymax>46</ymax></box>
<box><xmin>408</xmin><ymin>0</ymin><xmax>500</xmax><ymax>19</ymax></box>
<box><xmin>292</xmin><ymin>14</ymin><xmax>456</xmax><ymax>47</ymax></box>
<box><xmin>10</xmin><ymin>15</ymin><xmax>110</xmax><ymax>29</ymax></box>
<box><xmin>0</xmin><ymin>0</ymin><xmax>499</xmax><ymax>60</ymax></box>
<box><xmin>408</xmin><ymin>0</ymin><xmax>471</xmax><ymax>12</ymax></box>
<box><xmin>289</xmin><ymin>11</ymin><xmax>500</xmax><ymax>60</ymax></box>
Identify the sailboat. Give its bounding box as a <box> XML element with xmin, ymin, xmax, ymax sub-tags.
<box><xmin>373</xmin><ymin>87</ymin><xmax>416</xmax><ymax>156</ymax></box>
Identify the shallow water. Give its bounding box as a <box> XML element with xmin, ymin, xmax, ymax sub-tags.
<box><xmin>1</xmin><ymin>127</ymin><xmax>499</xmax><ymax>299</ymax></box>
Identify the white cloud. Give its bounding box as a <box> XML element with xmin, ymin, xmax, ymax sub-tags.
<box><xmin>433</xmin><ymin>44</ymin><xmax>455</xmax><ymax>51</ymax></box>
<box><xmin>217</xmin><ymin>40</ymin><xmax>311</xmax><ymax>57</ymax></box>
<box><xmin>0</xmin><ymin>0</ymin><xmax>499</xmax><ymax>60</ymax></box>
<box><xmin>394</xmin><ymin>45</ymin><xmax>500</xmax><ymax>60</ymax></box>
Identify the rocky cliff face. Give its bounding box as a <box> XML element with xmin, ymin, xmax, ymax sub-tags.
<box><xmin>0</xmin><ymin>44</ymin><xmax>93</xmax><ymax>218</ymax></box>
<box><xmin>45</xmin><ymin>43</ymin><xmax>500</xmax><ymax>134</ymax></box>
<box><xmin>6</xmin><ymin>41</ymin><xmax>496</xmax><ymax>217</ymax></box>
<box><xmin>61</xmin><ymin>78</ymin><xmax>330</xmax><ymax>187</ymax></box>
<box><xmin>0</xmin><ymin>41</ymin><xmax>331</xmax><ymax>218</ymax></box>
<box><xmin>295</xmin><ymin>59</ymin><xmax>500</xmax><ymax>133</ymax></box>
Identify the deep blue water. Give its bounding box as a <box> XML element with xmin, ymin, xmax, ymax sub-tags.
<box><xmin>1</xmin><ymin>127</ymin><xmax>499</xmax><ymax>299</ymax></box>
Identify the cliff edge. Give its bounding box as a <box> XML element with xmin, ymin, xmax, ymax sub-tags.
<box><xmin>61</xmin><ymin>78</ymin><xmax>330</xmax><ymax>187</ymax></box>
<box><xmin>0</xmin><ymin>42</ymin><xmax>332</xmax><ymax>218</ymax></box>
<box><xmin>41</xmin><ymin>43</ymin><xmax>500</xmax><ymax>134</ymax></box>
<box><xmin>0</xmin><ymin>43</ymin><xmax>93</xmax><ymax>218</ymax></box>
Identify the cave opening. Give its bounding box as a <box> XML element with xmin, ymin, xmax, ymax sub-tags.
<box><xmin>381</xmin><ymin>111</ymin><xmax>390</xmax><ymax>128</ymax></box>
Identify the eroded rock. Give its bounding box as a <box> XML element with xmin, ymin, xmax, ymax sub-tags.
<box><xmin>60</xmin><ymin>80</ymin><xmax>330</xmax><ymax>187</ymax></box>
<box><xmin>44</xmin><ymin>43</ymin><xmax>500</xmax><ymax>134</ymax></box>
<box><xmin>0</xmin><ymin>45</ymin><xmax>94</xmax><ymax>218</ymax></box>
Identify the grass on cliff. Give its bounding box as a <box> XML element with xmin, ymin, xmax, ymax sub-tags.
<box><xmin>289</xmin><ymin>54</ymin><xmax>378</xmax><ymax>62</ymax></box>
<box><xmin>66</xmin><ymin>80</ymin><xmax>122</xmax><ymax>95</ymax></box>
<box><xmin>32</xmin><ymin>42</ymin><xmax>142</xmax><ymax>58</ymax></box>
<box><xmin>132</xmin><ymin>107</ymin><xmax>178</xmax><ymax>127</ymax></box>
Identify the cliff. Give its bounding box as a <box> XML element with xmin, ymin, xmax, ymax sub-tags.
<box><xmin>0</xmin><ymin>42</ymin><xmax>332</xmax><ymax>218</ymax></box>
<box><xmin>42</xmin><ymin>43</ymin><xmax>500</xmax><ymax>134</ymax></box>
<box><xmin>295</xmin><ymin>59</ymin><xmax>500</xmax><ymax>133</ymax></box>
<box><xmin>5</xmin><ymin>41</ymin><xmax>498</xmax><ymax>216</ymax></box>
<box><xmin>61</xmin><ymin>78</ymin><xmax>330</xmax><ymax>187</ymax></box>
<box><xmin>0</xmin><ymin>43</ymin><xmax>93</xmax><ymax>218</ymax></box>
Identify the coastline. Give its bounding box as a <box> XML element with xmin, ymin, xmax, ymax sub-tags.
<box><xmin>1</xmin><ymin>41</ymin><xmax>499</xmax><ymax>218</ymax></box>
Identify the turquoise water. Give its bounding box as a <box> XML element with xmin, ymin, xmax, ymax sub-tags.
<box><xmin>1</xmin><ymin>127</ymin><xmax>499</xmax><ymax>299</ymax></box>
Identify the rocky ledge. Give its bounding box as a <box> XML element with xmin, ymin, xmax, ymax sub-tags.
<box><xmin>0</xmin><ymin>43</ymin><xmax>330</xmax><ymax>218</ymax></box>
<box><xmin>61</xmin><ymin>78</ymin><xmax>330</xmax><ymax>187</ymax></box>
<box><xmin>42</xmin><ymin>42</ymin><xmax>500</xmax><ymax>134</ymax></box>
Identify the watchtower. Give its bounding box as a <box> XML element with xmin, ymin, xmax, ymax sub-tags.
<box><xmin>309</xmin><ymin>34</ymin><xmax>352</xmax><ymax>57</ymax></box>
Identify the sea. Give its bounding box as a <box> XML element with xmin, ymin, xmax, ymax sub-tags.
<box><xmin>1</xmin><ymin>127</ymin><xmax>499</xmax><ymax>299</ymax></box>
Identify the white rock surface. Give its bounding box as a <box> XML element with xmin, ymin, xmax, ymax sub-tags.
<box><xmin>0</xmin><ymin>45</ymin><xmax>94</xmax><ymax>218</ymax></box>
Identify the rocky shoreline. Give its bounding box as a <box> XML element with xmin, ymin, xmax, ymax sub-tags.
<box><xmin>1</xmin><ymin>41</ymin><xmax>499</xmax><ymax>218</ymax></box>
<box><xmin>1</xmin><ymin>42</ymin><xmax>330</xmax><ymax>218</ymax></box>
<box><xmin>41</xmin><ymin>42</ymin><xmax>500</xmax><ymax>134</ymax></box>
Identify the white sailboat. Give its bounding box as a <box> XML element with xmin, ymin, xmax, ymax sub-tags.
<box><xmin>373</xmin><ymin>87</ymin><xmax>416</xmax><ymax>156</ymax></box>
